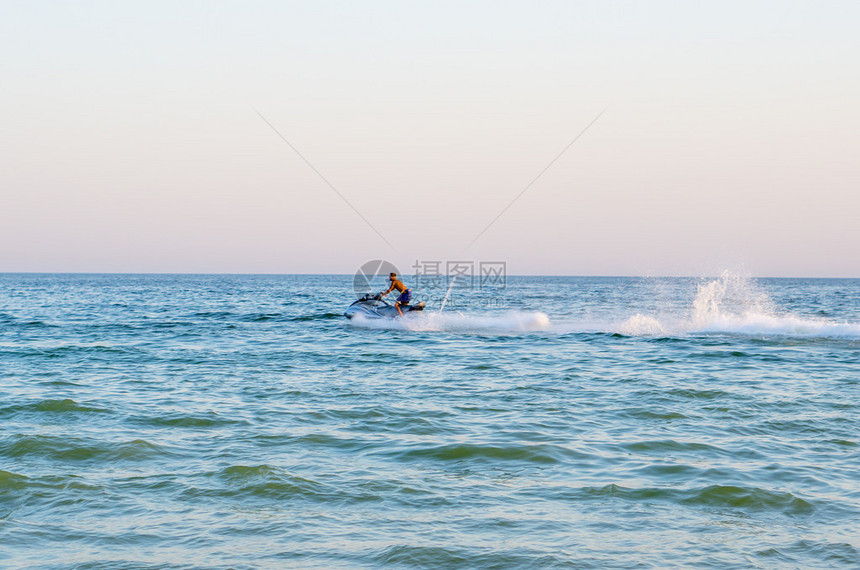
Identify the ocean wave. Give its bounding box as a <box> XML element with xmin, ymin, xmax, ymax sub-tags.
<box><xmin>180</xmin><ymin>464</ymin><xmax>381</xmax><ymax>504</ymax></box>
<box><xmin>577</xmin><ymin>483</ymin><xmax>815</xmax><ymax>515</ymax></box>
<box><xmin>390</xmin><ymin>442</ymin><xmax>585</xmax><ymax>464</ymax></box>
<box><xmin>0</xmin><ymin>471</ymin><xmax>102</xmax><ymax>494</ymax></box>
<box><xmin>2</xmin><ymin>273</ymin><xmax>858</xmax><ymax>568</ymax></box>
<box><xmin>0</xmin><ymin>435</ymin><xmax>170</xmax><ymax>462</ymax></box>
<box><xmin>131</xmin><ymin>412</ymin><xmax>248</xmax><ymax>429</ymax></box>
<box><xmin>0</xmin><ymin>469</ymin><xmax>28</xmax><ymax>491</ymax></box>
<box><xmin>0</xmin><ymin>398</ymin><xmax>112</xmax><ymax>417</ymax></box>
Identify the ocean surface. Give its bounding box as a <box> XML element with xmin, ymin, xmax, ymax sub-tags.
<box><xmin>1</xmin><ymin>272</ymin><xmax>859</xmax><ymax>569</ymax></box>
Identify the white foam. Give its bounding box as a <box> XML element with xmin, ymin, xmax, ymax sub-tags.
<box><xmin>618</xmin><ymin>314</ymin><xmax>666</xmax><ymax>336</ymax></box>
<box><xmin>688</xmin><ymin>311</ymin><xmax>860</xmax><ymax>338</ymax></box>
<box><xmin>616</xmin><ymin>271</ymin><xmax>860</xmax><ymax>339</ymax></box>
<box><xmin>348</xmin><ymin>310</ymin><xmax>551</xmax><ymax>333</ymax></box>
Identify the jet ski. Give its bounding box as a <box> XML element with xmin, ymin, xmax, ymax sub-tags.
<box><xmin>344</xmin><ymin>293</ymin><xmax>426</xmax><ymax>320</ymax></box>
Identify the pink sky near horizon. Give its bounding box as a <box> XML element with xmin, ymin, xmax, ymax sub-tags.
<box><xmin>2</xmin><ymin>1</ymin><xmax>858</xmax><ymax>277</ymax></box>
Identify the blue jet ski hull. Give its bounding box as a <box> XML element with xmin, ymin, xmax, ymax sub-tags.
<box><xmin>344</xmin><ymin>295</ymin><xmax>426</xmax><ymax>319</ymax></box>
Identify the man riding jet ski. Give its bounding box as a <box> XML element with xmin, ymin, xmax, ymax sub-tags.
<box><xmin>344</xmin><ymin>272</ymin><xmax>425</xmax><ymax>319</ymax></box>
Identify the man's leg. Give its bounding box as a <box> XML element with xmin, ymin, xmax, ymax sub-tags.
<box><xmin>395</xmin><ymin>301</ymin><xmax>404</xmax><ymax>317</ymax></box>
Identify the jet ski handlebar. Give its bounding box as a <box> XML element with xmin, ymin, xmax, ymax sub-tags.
<box><xmin>357</xmin><ymin>292</ymin><xmax>385</xmax><ymax>302</ymax></box>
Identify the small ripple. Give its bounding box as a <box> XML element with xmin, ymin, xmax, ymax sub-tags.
<box><xmin>824</xmin><ymin>439</ymin><xmax>858</xmax><ymax>447</ymax></box>
<box><xmin>0</xmin><ymin>469</ymin><xmax>28</xmax><ymax>491</ymax></box>
<box><xmin>0</xmin><ymin>435</ymin><xmax>171</xmax><ymax>462</ymax></box>
<box><xmin>239</xmin><ymin>312</ymin><xmax>282</xmax><ymax>322</ymax></box>
<box><xmin>570</xmin><ymin>483</ymin><xmax>816</xmax><ymax>515</ymax></box>
<box><xmin>351</xmin><ymin>415</ymin><xmax>459</xmax><ymax>436</ymax></box>
<box><xmin>0</xmin><ymin>471</ymin><xmax>105</xmax><ymax>516</ymax></box>
<box><xmin>697</xmin><ymin>350</ymin><xmax>754</xmax><ymax>359</ymax></box>
<box><xmin>130</xmin><ymin>412</ymin><xmax>248</xmax><ymax>429</ymax></box>
<box><xmin>642</xmin><ymin>335</ymin><xmax>690</xmax><ymax>343</ymax></box>
<box><xmin>463</xmin><ymin>363</ymin><xmax>498</xmax><ymax>370</ymax></box>
<box><xmin>12</xmin><ymin>320</ymin><xmax>60</xmax><ymax>329</ymax></box>
<box><xmin>179</xmin><ymin>464</ymin><xmax>382</xmax><ymax>504</ymax></box>
<box><xmin>633</xmin><ymin>463</ymin><xmax>739</xmax><ymax>482</ymax></box>
<box><xmin>758</xmin><ymin>419</ymin><xmax>829</xmax><ymax>435</ymax></box>
<box><xmin>2</xmin><ymin>345</ymin><xmax>143</xmax><ymax>358</ymax></box>
<box><xmin>374</xmin><ymin>545</ymin><xmax>472</xmax><ymax>566</ymax></box>
<box><xmin>391</xmin><ymin>442</ymin><xmax>583</xmax><ymax>464</ymax></box>
<box><xmin>189</xmin><ymin>311</ymin><xmax>234</xmax><ymax>319</ymax></box>
<box><xmin>786</xmin><ymin>539</ymin><xmax>860</xmax><ymax>565</ymax></box>
<box><xmin>67</xmin><ymin>560</ymin><xmax>202</xmax><ymax>570</ymax></box>
<box><xmin>615</xmin><ymin>439</ymin><xmax>729</xmax><ymax>456</ymax></box>
<box><xmin>681</xmin><ymin>484</ymin><xmax>815</xmax><ymax>514</ymax></box>
<box><xmin>373</xmin><ymin>545</ymin><xmax>566</xmax><ymax>568</ymax></box>
<box><xmin>0</xmin><ymin>398</ymin><xmax>112</xmax><ymax>417</ymax></box>
<box><xmin>666</xmin><ymin>388</ymin><xmax>731</xmax><ymax>400</ymax></box>
<box><xmin>617</xmin><ymin>409</ymin><xmax>689</xmax><ymax>421</ymax></box>
<box><xmin>289</xmin><ymin>312</ymin><xmax>342</xmax><ymax>322</ymax></box>
<box><xmin>754</xmin><ymin>547</ymin><xmax>797</xmax><ymax>564</ymax></box>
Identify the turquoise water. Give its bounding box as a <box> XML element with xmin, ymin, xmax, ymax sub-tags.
<box><xmin>1</xmin><ymin>273</ymin><xmax>859</xmax><ymax>568</ymax></box>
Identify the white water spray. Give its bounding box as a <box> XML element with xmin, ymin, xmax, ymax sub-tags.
<box><xmin>617</xmin><ymin>271</ymin><xmax>860</xmax><ymax>338</ymax></box>
<box><xmin>437</xmin><ymin>274</ymin><xmax>459</xmax><ymax>313</ymax></box>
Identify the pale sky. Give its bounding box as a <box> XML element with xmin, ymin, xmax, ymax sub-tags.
<box><xmin>2</xmin><ymin>1</ymin><xmax>858</xmax><ymax>276</ymax></box>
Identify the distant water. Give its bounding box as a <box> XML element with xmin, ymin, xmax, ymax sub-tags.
<box><xmin>1</xmin><ymin>273</ymin><xmax>859</xmax><ymax>568</ymax></box>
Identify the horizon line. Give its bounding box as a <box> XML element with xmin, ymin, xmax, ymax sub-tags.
<box><xmin>1</xmin><ymin>271</ymin><xmax>858</xmax><ymax>280</ymax></box>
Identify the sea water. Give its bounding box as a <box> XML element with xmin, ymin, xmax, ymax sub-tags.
<box><xmin>1</xmin><ymin>273</ymin><xmax>859</xmax><ymax>568</ymax></box>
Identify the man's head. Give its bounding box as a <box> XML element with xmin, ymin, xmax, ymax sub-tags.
<box><xmin>389</xmin><ymin>272</ymin><xmax>397</xmax><ymax>281</ymax></box>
